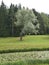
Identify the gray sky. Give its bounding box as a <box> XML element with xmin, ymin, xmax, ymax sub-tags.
<box><xmin>0</xmin><ymin>0</ymin><xmax>49</xmax><ymax>14</ymax></box>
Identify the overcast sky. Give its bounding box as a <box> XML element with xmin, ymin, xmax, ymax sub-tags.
<box><xmin>0</xmin><ymin>0</ymin><xmax>49</xmax><ymax>14</ymax></box>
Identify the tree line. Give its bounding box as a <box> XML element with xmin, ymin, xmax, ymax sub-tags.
<box><xmin>0</xmin><ymin>1</ymin><xmax>49</xmax><ymax>37</ymax></box>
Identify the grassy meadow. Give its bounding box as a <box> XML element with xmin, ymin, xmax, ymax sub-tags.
<box><xmin>0</xmin><ymin>35</ymin><xmax>49</xmax><ymax>65</ymax></box>
<box><xmin>0</xmin><ymin>35</ymin><xmax>49</xmax><ymax>53</ymax></box>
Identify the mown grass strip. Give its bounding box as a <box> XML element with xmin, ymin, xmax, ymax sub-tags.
<box><xmin>0</xmin><ymin>35</ymin><xmax>49</xmax><ymax>53</ymax></box>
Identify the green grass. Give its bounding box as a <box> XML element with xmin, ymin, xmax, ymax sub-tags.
<box><xmin>0</xmin><ymin>60</ymin><xmax>49</xmax><ymax>65</ymax></box>
<box><xmin>0</xmin><ymin>51</ymin><xmax>49</xmax><ymax>65</ymax></box>
<box><xmin>0</xmin><ymin>35</ymin><xmax>49</xmax><ymax>65</ymax></box>
<box><xmin>0</xmin><ymin>35</ymin><xmax>49</xmax><ymax>53</ymax></box>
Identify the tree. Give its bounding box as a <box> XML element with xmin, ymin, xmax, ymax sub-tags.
<box><xmin>18</xmin><ymin>3</ymin><xmax>21</xmax><ymax>10</ymax></box>
<box><xmin>33</xmin><ymin>9</ymin><xmax>46</xmax><ymax>34</ymax></box>
<box><xmin>15</xmin><ymin>9</ymin><xmax>39</xmax><ymax>40</ymax></box>
<box><xmin>0</xmin><ymin>1</ymin><xmax>8</xmax><ymax>36</ymax></box>
<box><xmin>41</xmin><ymin>13</ymin><xmax>49</xmax><ymax>34</ymax></box>
<box><xmin>8</xmin><ymin>3</ymin><xmax>15</xmax><ymax>36</ymax></box>
<box><xmin>14</xmin><ymin>4</ymin><xmax>18</xmax><ymax>13</ymax></box>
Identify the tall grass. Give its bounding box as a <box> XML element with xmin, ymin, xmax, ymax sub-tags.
<box><xmin>0</xmin><ymin>59</ymin><xmax>49</xmax><ymax>65</ymax></box>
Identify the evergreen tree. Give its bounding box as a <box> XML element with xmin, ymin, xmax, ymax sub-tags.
<box><xmin>8</xmin><ymin>3</ymin><xmax>15</xmax><ymax>36</ymax></box>
<box><xmin>18</xmin><ymin>3</ymin><xmax>21</xmax><ymax>10</ymax></box>
<box><xmin>0</xmin><ymin>1</ymin><xmax>8</xmax><ymax>36</ymax></box>
<box><xmin>14</xmin><ymin>5</ymin><xmax>18</xmax><ymax>13</ymax></box>
<box><xmin>41</xmin><ymin>13</ymin><xmax>49</xmax><ymax>34</ymax></box>
<box><xmin>33</xmin><ymin>9</ymin><xmax>46</xmax><ymax>34</ymax></box>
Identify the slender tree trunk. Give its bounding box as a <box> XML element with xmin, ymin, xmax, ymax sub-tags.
<box><xmin>20</xmin><ymin>32</ymin><xmax>23</xmax><ymax>41</ymax></box>
<box><xmin>12</xmin><ymin>21</ymin><xmax>14</xmax><ymax>36</ymax></box>
<box><xmin>20</xmin><ymin>35</ymin><xmax>22</xmax><ymax>41</ymax></box>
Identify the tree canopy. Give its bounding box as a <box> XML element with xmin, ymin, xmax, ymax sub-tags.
<box><xmin>0</xmin><ymin>1</ymin><xmax>49</xmax><ymax>37</ymax></box>
<box><xmin>14</xmin><ymin>9</ymin><xmax>39</xmax><ymax>40</ymax></box>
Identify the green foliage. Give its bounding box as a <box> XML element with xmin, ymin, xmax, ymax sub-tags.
<box><xmin>0</xmin><ymin>1</ymin><xmax>8</xmax><ymax>36</ymax></box>
<box><xmin>8</xmin><ymin>4</ymin><xmax>15</xmax><ymax>36</ymax></box>
<box><xmin>18</xmin><ymin>3</ymin><xmax>21</xmax><ymax>10</ymax></box>
<box><xmin>0</xmin><ymin>1</ymin><xmax>49</xmax><ymax>37</ymax></box>
<box><xmin>33</xmin><ymin>9</ymin><xmax>46</xmax><ymax>34</ymax></box>
<box><xmin>41</xmin><ymin>13</ymin><xmax>49</xmax><ymax>34</ymax></box>
<box><xmin>15</xmin><ymin>9</ymin><xmax>39</xmax><ymax>36</ymax></box>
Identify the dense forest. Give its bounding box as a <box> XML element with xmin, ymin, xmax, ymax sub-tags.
<box><xmin>0</xmin><ymin>1</ymin><xmax>49</xmax><ymax>37</ymax></box>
